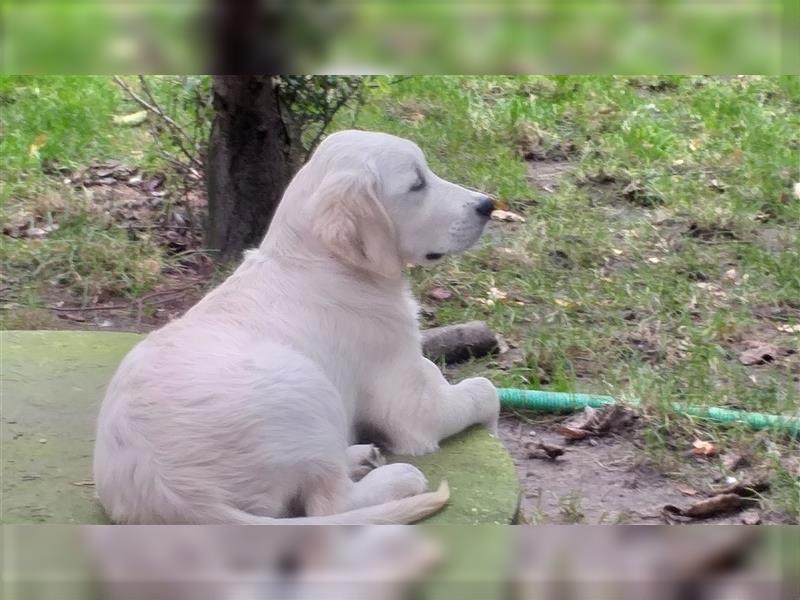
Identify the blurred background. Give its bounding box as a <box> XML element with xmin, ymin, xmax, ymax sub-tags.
<box><xmin>3</xmin><ymin>525</ymin><xmax>797</xmax><ymax>599</ymax></box>
<box><xmin>1</xmin><ymin>0</ymin><xmax>795</xmax><ymax>74</ymax></box>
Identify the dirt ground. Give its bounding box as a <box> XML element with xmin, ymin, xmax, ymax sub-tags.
<box><xmin>497</xmin><ymin>414</ymin><xmax>791</xmax><ymax>525</ymax></box>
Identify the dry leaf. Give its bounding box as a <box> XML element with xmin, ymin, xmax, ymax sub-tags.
<box><xmin>28</xmin><ymin>133</ymin><xmax>47</xmax><ymax>158</ymax></box>
<box><xmin>557</xmin><ymin>404</ymin><xmax>635</xmax><ymax>441</ymax></box>
<box><xmin>709</xmin><ymin>178</ymin><xmax>727</xmax><ymax>192</ymax></box>
<box><xmin>557</xmin><ymin>425</ymin><xmax>589</xmax><ymax>440</ymax></box>
<box><xmin>738</xmin><ymin>343</ymin><xmax>778</xmax><ymax>366</ymax></box>
<box><xmin>776</xmin><ymin>323</ymin><xmax>800</xmax><ymax>333</ymax></box>
<box><xmin>723</xmin><ymin>268</ymin><xmax>738</xmax><ymax>283</ymax></box>
<box><xmin>676</xmin><ymin>484</ymin><xmax>699</xmax><ymax>496</ymax></box>
<box><xmin>428</xmin><ymin>287</ymin><xmax>453</xmax><ymax>301</ymax></box>
<box><xmin>664</xmin><ymin>493</ymin><xmax>756</xmax><ymax>519</ymax></box>
<box><xmin>709</xmin><ymin>479</ymin><xmax>770</xmax><ymax>497</ymax></box>
<box><xmin>721</xmin><ymin>451</ymin><xmax>746</xmax><ymax>471</ymax></box>
<box><xmin>490</xmin><ymin>209</ymin><xmax>526</xmax><ymax>223</ymax></box>
<box><xmin>794</xmin><ymin>182</ymin><xmax>800</xmax><ymax>200</ymax></box>
<box><xmin>487</xmin><ymin>287</ymin><xmax>508</xmax><ymax>302</ymax></box>
<box><xmin>112</xmin><ymin>110</ymin><xmax>148</xmax><ymax>126</ymax></box>
<box><xmin>692</xmin><ymin>439</ymin><xmax>718</xmax><ymax>457</ymax></box>
<box><xmin>741</xmin><ymin>510</ymin><xmax>761</xmax><ymax>525</ymax></box>
<box><xmin>646</xmin><ymin>256</ymin><xmax>661</xmax><ymax>264</ymax></box>
<box><xmin>527</xmin><ymin>440</ymin><xmax>566</xmax><ymax>460</ymax></box>
<box><xmin>71</xmin><ymin>480</ymin><xmax>95</xmax><ymax>487</ymax></box>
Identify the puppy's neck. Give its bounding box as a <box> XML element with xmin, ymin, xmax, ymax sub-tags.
<box><xmin>258</xmin><ymin>228</ymin><xmax>405</xmax><ymax>286</ymax></box>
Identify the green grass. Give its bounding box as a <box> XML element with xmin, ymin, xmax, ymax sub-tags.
<box><xmin>337</xmin><ymin>76</ymin><xmax>799</xmax><ymax>518</ymax></box>
<box><xmin>2</xmin><ymin>75</ymin><xmax>799</xmax><ymax>519</ymax></box>
<box><xmin>1</xmin><ymin>75</ymin><xmax>210</xmax><ymax>313</ymax></box>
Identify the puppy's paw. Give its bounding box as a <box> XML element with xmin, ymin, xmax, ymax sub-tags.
<box><xmin>382</xmin><ymin>463</ymin><xmax>428</xmax><ymax>498</ymax></box>
<box><xmin>462</xmin><ymin>376</ymin><xmax>500</xmax><ymax>434</ymax></box>
<box><xmin>347</xmin><ymin>444</ymin><xmax>386</xmax><ymax>481</ymax></box>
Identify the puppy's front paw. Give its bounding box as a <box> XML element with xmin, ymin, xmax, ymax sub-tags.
<box><xmin>462</xmin><ymin>376</ymin><xmax>500</xmax><ymax>434</ymax></box>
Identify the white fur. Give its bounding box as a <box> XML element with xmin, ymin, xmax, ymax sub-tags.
<box><xmin>93</xmin><ymin>130</ymin><xmax>500</xmax><ymax>524</ymax></box>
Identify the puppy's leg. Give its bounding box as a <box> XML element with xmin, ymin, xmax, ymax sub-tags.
<box><xmin>372</xmin><ymin>357</ymin><xmax>500</xmax><ymax>456</ymax></box>
<box><xmin>346</xmin><ymin>444</ymin><xmax>386</xmax><ymax>481</ymax></box>
<box><xmin>345</xmin><ymin>463</ymin><xmax>428</xmax><ymax>510</ymax></box>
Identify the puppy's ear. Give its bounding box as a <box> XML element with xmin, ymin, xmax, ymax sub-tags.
<box><xmin>311</xmin><ymin>168</ymin><xmax>403</xmax><ymax>278</ymax></box>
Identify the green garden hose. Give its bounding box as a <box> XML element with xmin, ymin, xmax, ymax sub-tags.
<box><xmin>497</xmin><ymin>388</ymin><xmax>800</xmax><ymax>437</ymax></box>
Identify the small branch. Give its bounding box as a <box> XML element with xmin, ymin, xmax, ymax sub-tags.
<box><xmin>50</xmin><ymin>304</ymin><xmax>129</xmax><ymax>312</ymax></box>
<box><xmin>304</xmin><ymin>84</ymin><xmax>364</xmax><ymax>162</ymax></box>
<box><xmin>112</xmin><ymin>76</ymin><xmax>203</xmax><ymax>171</ymax></box>
<box><xmin>49</xmin><ymin>285</ymin><xmax>199</xmax><ymax>313</ymax></box>
<box><xmin>115</xmin><ymin>224</ymin><xmax>201</xmax><ymax>231</ymax></box>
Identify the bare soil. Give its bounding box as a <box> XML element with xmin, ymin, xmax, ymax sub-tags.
<box><xmin>497</xmin><ymin>415</ymin><xmax>791</xmax><ymax>525</ymax></box>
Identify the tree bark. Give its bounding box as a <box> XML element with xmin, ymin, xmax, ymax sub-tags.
<box><xmin>206</xmin><ymin>76</ymin><xmax>293</xmax><ymax>261</ymax></box>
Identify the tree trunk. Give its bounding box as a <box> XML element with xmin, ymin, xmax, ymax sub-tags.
<box><xmin>206</xmin><ymin>76</ymin><xmax>292</xmax><ymax>261</ymax></box>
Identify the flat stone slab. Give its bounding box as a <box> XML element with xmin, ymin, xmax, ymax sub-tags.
<box><xmin>2</xmin><ymin>330</ymin><xmax>519</xmax><ymax>524</ymax></box>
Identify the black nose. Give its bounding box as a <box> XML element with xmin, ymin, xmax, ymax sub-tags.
<box><xmin>475</xmin><ymin>196</ymin><xmax>495</xmax><ymax>218</ymax></box>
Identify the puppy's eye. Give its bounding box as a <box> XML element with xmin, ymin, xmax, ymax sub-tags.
<box><xmin>409</xmin><ymin>178</ymin><xmax>426</xmax><ymax>192</ymax></box>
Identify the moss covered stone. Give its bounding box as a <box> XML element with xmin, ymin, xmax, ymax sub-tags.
<box><xmin>2</xmin><ymin>330</ymin><xmax>518</xmax><ymax>524</ymax></box>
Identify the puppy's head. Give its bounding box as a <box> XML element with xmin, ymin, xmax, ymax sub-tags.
<box><xmin>308</xmin><ymin>130</ymin><xmax>494</xmax><ymax>278</ymax></box>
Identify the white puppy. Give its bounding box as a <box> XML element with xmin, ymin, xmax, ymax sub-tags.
<box><xmin>93</xmin><ymin>130</ymin><xmax>500</xmax><ymax>524</ymax></box>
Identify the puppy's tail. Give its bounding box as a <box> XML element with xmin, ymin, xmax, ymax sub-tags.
<box><xmin>216</xmin><ymin>481</ymin><xmax>450</xmax><ymax>525</ymax></box>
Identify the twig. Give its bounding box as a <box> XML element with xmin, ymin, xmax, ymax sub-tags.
<box><xmin>112</xmin><ymin>76</ymin><xmax>203</xmax><ymax>171</ymax></box>
<box><xmin>364</xmin><ymin>76</ymin><xmax>413</xmax><ymax>88</ymax></box>
<box><xmin>138</xmin><ymin>285</ymin><xmax>194</xmax><ymax>301</ymax></box>
<box><xmin>304</xmin><ymin>85</ymin><xmax>364</xmax><ymax>162</ymax></box>
<box><xmin>50</xmin><ymin>304</ymin><xmax>130</xmax><ymax>312</ymax></box>
<box><xmin>49</xmin><ymin>285</ymin><xmax>198</xmax><ymax>314</ymax></box>
<box><xmin>115</xmin><ymin>224</ymin><xmax>201</xmax><ymax>231</ymax></box>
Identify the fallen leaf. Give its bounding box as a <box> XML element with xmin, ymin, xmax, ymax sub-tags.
<box><xmin>71</xmin><ymin>480</ymin><xmax>95</xmax><ymax>487</ymax></box>
<box><xmin>741</xmin><ymin>510</ymin><xmax>761</xmax><ymax>525</ymax></box>
<box><xmin>56</xmin><ymin>312</ymin><xmax>87</xmax><ymax>323</ymax></box>
<box><xmin>622</xmin><ymin>181</ymin><xmax>642</xmax><ymax>196</ymax></box>
<box><xmin>723</xmin><ymin>268</ymin><xmax>738</xmax><ymax>283</ymax></box>
<box><xmin>709</xmin><ymin>178</ymin><xmax>727</xmax><ymax>192</ymax></box>
<box><xmin>692</xmin><ymin>439</ymin><xmax>718</xmax><ymax>457</ymax></box>
<box><xmin>487</xmin><ymin>287</ymin><xmax>508</xmax><ymax>302</ymax></box>
<box><xmin>709</xmin><ymin>479</ymin><xmax>770</xmax><ymax>497</ymax></box>
<box><xmin>557</xmin><ymin>425</ymin><xmax>588</xmax><ymax>440</ymax></box>
<box><xmin>28</xmin><ymin>133</ymin><xmax>47</xmax><ymax>158</ymax></box>
<box><xmin>794</xmin><ymin>182</ymin><xmax>800</xmax><ymax>200</ymax></box>
<box><xmin>664</xmin><ymin>493</ymin><xmax>756</xmax><ymax>519</ymax></box>
<box><xmin>496</xmin><ymin>334</ymin><xmax>510</xmax><ymax>354</ymax></box>
<box><xmin>646</xmin><ymin>256</ymin><xmax>661</xmax><ymax>264</ymax></box>
<box><xmin>527</xmin><ymin>440</ymin><xmax>565</xmax><ymax>460</ymax></box>
<box><xmin>428</xmin><ymin>287</ymin><xmax>452</xmax><ymax>301</ymax></box>
<box><xmin>776</xmin><ymin>323</ymin><xmax>800</xmax><ymax>333</ymax></box>
<box><xmin>112</xmin><ymin>110</ymin><xmax>148</xmax><ymax>126</ymax></box>
<box><xmin>495</xmin><ymin>347</ymin><xmax>527</xmax><ymax>371</ymax></box>
<box><xmin>557</xmin><ymin>404</ymin><xmax>636</xmax><ymax>441</ymax></box>
<box><xmin>490</xmin><ymin>209</ymin><xmax>526</xmax><ymax>223</ymax></box>
<box><xmin>721</xmin><ymin>451</ymin><xmax>747</xmax><ymax>471</ymax></box>
<box><xmin>738</xmin><ymin>343</ymin><xmax>778</xmax><ymax>366</ymax></box>
<box><xmin>676</xmin><ymin>484</ymin><xmax>699</xmax><ymax>496</ymax></box>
